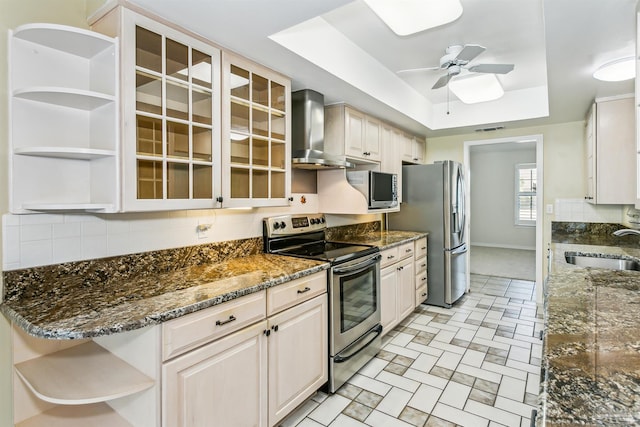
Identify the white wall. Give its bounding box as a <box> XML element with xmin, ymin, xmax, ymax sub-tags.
<box><xmin>470</xmin><ymin>145</ymin><xmax>536</xmax><ymax>249</ymax></box>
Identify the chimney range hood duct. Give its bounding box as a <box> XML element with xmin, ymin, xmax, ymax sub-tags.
<box><xmin>292</xmin><ymin>89</ymin><xmax>354</xmax><ymax>169</ymax></box>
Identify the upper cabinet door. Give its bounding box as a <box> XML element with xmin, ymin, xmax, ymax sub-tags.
<box><xmin>120</xmin><ymin>10</ymin><xmax>222</xmax><ymax>211</ymax></box>
<box><xmin>221</xmin><ymin>52</ymin><xmax>291</xmax><ymax>208</ymax></box>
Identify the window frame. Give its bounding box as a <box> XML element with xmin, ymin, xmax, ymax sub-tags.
<box><xmin>515</xmin><ymin>162</ymin><xmax>536</xmax><ymax>227</ymax></box>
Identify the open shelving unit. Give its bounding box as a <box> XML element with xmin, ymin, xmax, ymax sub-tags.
<box><xmin>9</xmin><ymin>23</ymin><xmax>120</xmax><ymax>213</ymax></box>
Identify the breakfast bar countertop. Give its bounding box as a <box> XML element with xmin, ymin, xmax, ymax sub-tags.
<box><xmin>541</xmin><ymin>238</ymin><xmax>640</xmax><ymax>426</ymax></box>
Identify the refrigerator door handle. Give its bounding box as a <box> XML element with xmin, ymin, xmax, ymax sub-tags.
<box><xmin>450</xmin><ymin>244</ymin><xmax>468</xmax><ymax>256</ymax></box>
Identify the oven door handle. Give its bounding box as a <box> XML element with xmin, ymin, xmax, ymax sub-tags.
<box><xmin>332</xmin><ymin>254</ymin><xmax>381</xmax><ymax>275</ymax></box>
<box><xmin>334</xmin><ymin>324</ymin><xmax>383</xmax><ymax>363</ymax></box>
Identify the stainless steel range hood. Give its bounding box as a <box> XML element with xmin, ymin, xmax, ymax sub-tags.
<box><xmin>292</xmin><ymin>89</ymin><xmax>354</xmax><ymax>169</ymax></box>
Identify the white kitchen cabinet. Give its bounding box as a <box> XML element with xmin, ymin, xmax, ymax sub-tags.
<box><xmin>163</xmin><ymin>320</ymin><xmax>268</xmax><ymax>427</ymax></box>
<box><xmin>96</xmin><ymin>8</ymin><xmax>223</xmax><ymax>211</ymax></box>
<box><xmin>414</xmin><ymin>237</ymin><xmax>428</xmax><ymax>307</ymax></box>
<box><xmin>325</xmin><ymin>104</ymin><xmax>381</xmax><ymax>164</ymax></box>
<box><xmin>584</xmin><ymin>96</ymin><xmax>635</xmax><ymax>205</ymax></box>
<box><xmin>267</xmin><ymin>294</ymin><xmax>328</xmax><ymax>427</ymax></box>
<box><xmin>636</xmin><ymin>10</ymin><xmax>640</xmax><ymax>209</ymax></box>
<box><xmin>9</xmin><ymin>23</ymin><xmax>119</xmax><ymax>213</ymax></box>
<box><xmin>221</xmin><ymin>52</ymin><xmax>292</xmax><ymax>208</ymax></box>
<box><xmin>380</xmin><ymin>243</ymin><xmax>415</xmax><ymax>336</ymax></box>
<box><xmin>400</xmin><ymin>132</ymin><xmax>426</xmax><ymax>165</ymax></box>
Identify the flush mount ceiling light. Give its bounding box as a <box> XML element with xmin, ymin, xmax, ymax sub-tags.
<box><xmin>593</xmin><ymin>56</ymin><xmax>635</xmax><ymax>82</ymax></box>
<box><xmin>448</xmin><ymin>73</ymin><xmax>504</xmax><ymax>104</ymax></box>
<box><xmin>363</xmin><ymin>0</ymin><xmax>463</xmax><ymax>36</ymax></box>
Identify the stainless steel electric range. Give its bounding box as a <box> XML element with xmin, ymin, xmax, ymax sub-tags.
<box><xmin>263</xmin><ymin>214</ymin><xmax>383</xmax><ymax>392</ymax></box>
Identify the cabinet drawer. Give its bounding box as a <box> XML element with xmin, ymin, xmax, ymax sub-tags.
<box><xmin>415</xmin><ymin>238</ymin><xmax>427</xmax><ymax>258</ymax></box>
<box><xmin>398</xmin><ymin>242</ymin><xmax>414</xmax><ymax>261</ymax></box>
<box><xmin>415</xmin><ymin>271</ymin><xmax>427</xmax><ymax>289</ymax></box>
<box><xmin>267</xmin><ymin>272</ymin><xmax>327</xmax><ymax>316</ymax></box>
<box><xmin>162</xmin><ymin>290</ymin><xmax>266</xmax><ymax>361</ymax></box>
<box><xmin>380</xmin><ymin>247</ymin><xmax>400</xmax><ymax>268</ymax></box>
<box><xmin>416</xmin><ymin>284</ymin><xmax>428</xmax><ymax>306</ymax></box>
<box><xmin>415</xmin><ymin>256</ymin><xmax>427</xmax><ymax>274</ymax></box>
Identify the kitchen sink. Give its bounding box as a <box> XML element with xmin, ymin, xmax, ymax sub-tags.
<box><xmin>564</xmin><ymin>252</ymin><xmax>640</xmax><ymax>271</ymax></box>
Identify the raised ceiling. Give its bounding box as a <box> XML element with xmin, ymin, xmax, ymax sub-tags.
<box><xmin>126</xmin><ymin>0</ymin><xmax>636</xmax><ymax>137</ymax></box>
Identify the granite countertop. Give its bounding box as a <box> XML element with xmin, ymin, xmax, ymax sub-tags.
<box><xmin>1</xmin><ymin>252</ymin><xmax>328</xmax><ymax>340</ymax></box>
<box><xmin>331</xmin><ymin>230</ymin><xmax>427</xmax><ymax>250</ymax></box>
<box><xmin>542</xmin><ymin>240</ymin><xmax>640</xmax><ymax>426</ymax></box>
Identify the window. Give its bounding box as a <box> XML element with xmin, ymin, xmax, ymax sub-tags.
<box><xmin>516</xmin><ymin>163</ymin><xmax>536</xmax><ymax>226</ymax></box>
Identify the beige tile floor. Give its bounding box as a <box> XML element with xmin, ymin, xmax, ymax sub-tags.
<box><xmin>280</xmin><ymin>274</ymin><xmax>543</xmax><ymax>427</ymax></box>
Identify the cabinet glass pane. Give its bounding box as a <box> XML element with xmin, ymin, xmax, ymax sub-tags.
<box><xmin>166</xmin><ymin>38</ymin><xmax>188</xmax><ymax>82</ymax></box>
<box><xmin>231</xmin><ymin>100</ymin><xmax>249</xmax><ymax>133</ymax></box>
<box><xmin>136</xmin><ymin>26</ymin><xmax>161</xmax><ymax>73</ymax></box>
<box><xmin>231</xmin><ymin>168</ymin><xmax>249</xmax><ymax>198</ymax></box>
<box><xmin>192</xmin><ymin>88</ymin><xmax>212</xmax><ymax>125</ymax></box>
<box><xmin>193</xmin><ymin>165</ymin><xmax>212</xmax><ymax>199</ymax></box>
<box><xmin>167</xmin><ymin>162</ymin><xmax>189</xmax><ymax>199</ymax></box>
<box><xmin>166</xmin><ymin>81</ymin><xmax>189</xmax><ymax>120</ymax></box>
<box><xmin>271</xmin><ymin>111</ymin><xmax>285</xmax><ymax>140</ymax></box>
<box><xmin>252</xmin><ymin>170</ymin><xmax>268</xmax><ymax>198</ymax></box>
<box><xmin>252</xmin><ymin>106</ymin><xmax>268</xmax><ymax>137</ymax></box>
<box><xmin>252</xmin><ymin>74</ymin><xmax>268</xmax><ymax>106</ymax></box>
<box><xmin>138</xmin><ymin>160</ymin><xmax>163</xmax><ymax>199</ymax></box>
<box><xmin>271</xmin><ymin>171</ymin><xmax>285</xmax><ymax>198</ymax></box>
<box><xmin>230</xmin><ymin>65</ymin><xmax>249</xmax><ymax>100</ymax></box>
<box><xmin>192</xmin><ymin>50</ymin><xmax>212</xmax><ymax>88</ymax></box>
<box><xmin>136</xmin><ymin>71</ymin><xmax>162</xmax><ymax>114</ymax></box>
<box><xmin>231</xmin><ymin>134</ymin><xmax>250</xmax><ymax>165</ymax></box>
<box><xmin>271</xmin><ymin>81</ymin><xmax>285</xmax><ymax>111</ymax></box>
<box><xmin>193</xmin><ymin>126</ymin><xmax>212</xmax><ymax>161</ymax></box>
<box><xmin>272</xmin><ymin>141</ymin><xmax>285</xmax><ymax>169</ymax></box>
<box><xmin>167</xmin><ymin>121</ymin><xmax>189</xmax><ymax>159</ymax></box>
<box><xmin>252</xmin><ymin>138</ymin><xmax>268</xmax><ymax>167</ymax></box>
<box><xmin>137</xmin><ymin>116</ymin><xmax>162</xmax><ymax>156</ymax></box>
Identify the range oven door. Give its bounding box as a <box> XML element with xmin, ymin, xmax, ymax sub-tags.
<box><xmin>329</xmin><ymin>253</ymin><xmax>381</xmax><ymax>356</ymax></box>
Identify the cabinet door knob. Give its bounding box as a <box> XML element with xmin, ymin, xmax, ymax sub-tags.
<box><xmin>271</xmin><ymin>325</ymin><xmax>279</xmax><ymax>332</ymax></box>
<box><xmin>215</xmin><ymin>315</ymin><xmax>236</xmax><ymax>326</ymax></box>
<box><xmin>421</xmin><ymin>277</ymin><xmax>427</xmax><ymax>281</ymax></box>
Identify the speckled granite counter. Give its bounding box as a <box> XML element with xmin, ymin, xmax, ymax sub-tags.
<box><xmin>0</xmin><ymin>238</ymin><xmax>328</xmax><ymax>340</ymax></box>
<box><xmin>542</xmin><ymin>234</ymin><xmax>640</xmax><ymax>426</ymax></box>
<box><xmin>331</xmin><ymin>230</ymin><xmax>428</xmax><ymax>250</ymax></box>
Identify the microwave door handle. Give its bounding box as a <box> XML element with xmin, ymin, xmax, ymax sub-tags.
<box><xmin>332</xmin><ymin>254</ymin><xmax>381</xmax><ymax>275</ymax></box>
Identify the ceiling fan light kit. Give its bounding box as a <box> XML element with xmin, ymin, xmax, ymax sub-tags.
<box><xmin>593</xmin><ymin>56</ymin><xmax>635</xmax><ymax>82</ymax></box>
<box><xmin>363</xmin><ymin>0</ymin><xmax>463</xmax><ymax>36</ymax></box>
<box><xmin>449</xmin><ymin>73</ymin><xmax>505</xmax><ymax>104</ymax></box>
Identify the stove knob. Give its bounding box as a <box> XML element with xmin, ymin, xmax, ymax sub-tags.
<box><xmin>279</xmin><ymin>221</ymin><xmax>286</xmax><ymax>229</ymax></box>
<box><xmin>310</xmin><ymin>218</ymin><xmax>317</xmax><ymax>225</ymax></box>
<box><xmin>320</xmin><ymin>217</ymin><xmax>326</xmax><ymax>223</ymax></box>
<box><xmin>273</xmin><ymin>222</ymin><xmax>281</xmax><ymax>230</ymax></box>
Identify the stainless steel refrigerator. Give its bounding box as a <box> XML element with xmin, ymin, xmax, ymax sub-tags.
<box><xmin>389</xmin><ymin>161</ymin><xmax>468</xmax><ymax>307</ymax></box>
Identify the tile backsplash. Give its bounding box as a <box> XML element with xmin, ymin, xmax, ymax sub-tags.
<box><xmin>2</xmin><ymin>194</ymin><xmax>379</xmax><ymax>270</ymax></box>
<box><xmin>553</xmin><ymin>198</ymin><xmax>631</xmax><ymax>223</ymax></box>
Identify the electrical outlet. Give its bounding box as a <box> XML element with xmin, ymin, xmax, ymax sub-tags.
<box><xmin>546</xmin><ymin>204</ymin><xmax>553</xmax><ymax>214</ymax></box>
<box><xmin>197</xmin><ymin>223</ymin><xmax>212</xmax><ymax>239</ymax></box>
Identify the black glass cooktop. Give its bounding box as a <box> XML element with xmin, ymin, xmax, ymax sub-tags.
<box><xmin>278</xmin><ymin>241</ymin><xmax>378</xmax><ymax>263</ymax></box>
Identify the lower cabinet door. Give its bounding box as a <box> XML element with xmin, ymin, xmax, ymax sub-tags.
<box><xmin>267</xmin><ymin>294</ymin><xmax>328</xmax><ymax>427</ymax></box>
<box><xmin>380</xmin><ymin>265</ymin><xmax>398</xmax><ymax>336</ymax></box>
<box><xmin>162</xmin><ymin>320</ymin><xmax>268</xmax><ymax>427</ymax></box>
<box><xmin>398</xmin><ymin>258</ymin><xmax>415</xmax><ymax>321</ymax></box>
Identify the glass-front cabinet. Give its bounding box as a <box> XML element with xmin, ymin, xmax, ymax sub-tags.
<box><xmin>120</xmin><ymin>11</ymin><xmax>222</xmax><ymax>211</ymax></box>
<box><xmin>222</xmin><ymin>52</ymin><xmax>291</xmax><ymax>207</ymax></box>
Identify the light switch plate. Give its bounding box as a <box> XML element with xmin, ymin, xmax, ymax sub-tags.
<box><xmin>546</xmin><ymin>204</ymin><xmax>553</xmax><ymax>214</ymax></box>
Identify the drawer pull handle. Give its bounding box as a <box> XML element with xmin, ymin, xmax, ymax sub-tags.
<box><xmin>421</xmin><ymin>292</ymin><xmax>427</xmax><ymax>297</ymax></box>
<box><xmin>397</xmin><ymin>266</ymin><xmax>403</xmax><ymax>271</ymax></box>
<box><xmin>421</xmin><ymin>277</ymin><xmax>427</xmax><ymax>281</ymax></box>
<box><xmin>297</xmin><ymin>286</ymin><xmax>311</xmax><ymax>294</ymax></box>
<box><xmin>387</xmin><ymin>255</ymin><xmax>395</xmax><ymax>259</ymax></box>
<box><xmin>406</xmin><ymin>249</ymin><xmax>412</xmax><ymax>253</ymax></box>
<box><xmin>216</xmin><ymin>315</ymin><xmax>237</xmax><ymax>326</ymax></box>
<box><xmin>421</xmin><ymin>246</ymin><xmax>426</xmax><ymax>250</ymax></box>
<box><xmin>421</xmin><ymin>263</ymin><xmax>426</xmax><ymax>268</ymax></box>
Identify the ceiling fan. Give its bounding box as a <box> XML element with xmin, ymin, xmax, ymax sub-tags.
<box><xmin>398</xmin><ymin>44</ymin><xmax>514</xmax><ymax>89</ymax></box>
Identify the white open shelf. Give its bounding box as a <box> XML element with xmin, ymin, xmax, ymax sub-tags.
<box><xmin>14</xmin><ymin>147</ymin><xmax>116</xmax><ymax>160</ymax></box>
<box><xmin>13</xmin><ymin>87</ymin><xmax>115</xmax><ymax>110</ymax></box>
<box><xmin>13</xmin><ymin>23</ymin><xmax>115</xmax><ymax>58</ymax></box>
<box><xmin>16</xmin><ymin>403</ymin><xmax>133</xmax><ymax>427</ymax></box>
<box><xmin>15</xmin><ymin>341</ymin><xmax>154</xmax><ymax>405</ymax></box>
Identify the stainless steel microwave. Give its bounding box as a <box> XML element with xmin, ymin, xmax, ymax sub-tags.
<box><xmin>346</xmin><ymin>171</ymin><xmax>398</xmax><ymax>209</ymax></box>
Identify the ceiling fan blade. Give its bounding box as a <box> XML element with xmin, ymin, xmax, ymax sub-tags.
<box><xmin>454</xmin><ymin>44</ymin><xmax>486</xmax><ymax>63</ymax></box>
<box><xmin>469</xmin><ymin>64</ymin><xmax>515</xmax><ymax>74</ymax></box>
<box><xmin>397</xmin><ymin>66</ymin><xmax>441</xmax><ymax>74</ymax></box>
<box><xmin>432</xmin><ymin>74</ymin><xmax>452</xmax><ymax>89</ymax></box>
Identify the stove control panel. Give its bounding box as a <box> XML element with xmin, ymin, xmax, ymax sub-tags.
<box><xmin>263</xmin><ymin>214</ymin><xmax>326</xmax><ymax>237</ymax></box>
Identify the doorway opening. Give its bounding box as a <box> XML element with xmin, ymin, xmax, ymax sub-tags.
<box><xmin>463</xmin><ymin>135</ymin><xmax>544</xmax><ymax>303</ymax></box>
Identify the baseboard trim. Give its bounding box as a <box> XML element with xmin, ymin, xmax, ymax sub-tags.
<box><xmin>471</xmin><ymin>243</ymin><xmax>536</xmax><ymax>251</ymax></box>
